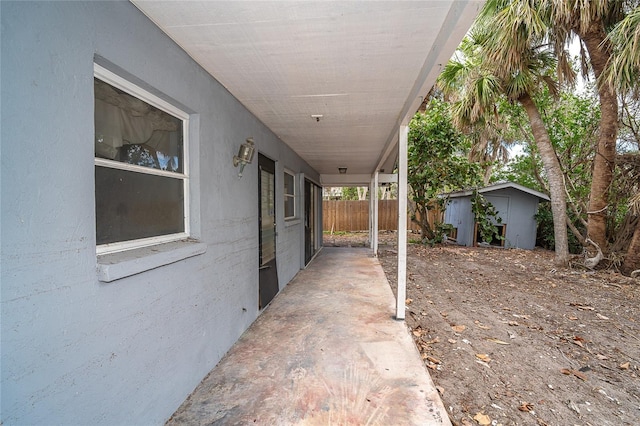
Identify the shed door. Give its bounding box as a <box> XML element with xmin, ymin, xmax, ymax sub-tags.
<box><xmin>258</xmin><ymin>154</ymin><xmax>279</xmax><ymax>309</ymax></box>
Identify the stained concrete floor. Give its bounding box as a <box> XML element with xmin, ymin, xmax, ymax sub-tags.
<box><xmin>167</xmin><ymin>247</ymin><xmax>450</xmax><ymax>425</ymax></box>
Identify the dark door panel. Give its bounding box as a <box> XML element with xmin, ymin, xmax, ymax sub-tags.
<box><xmin>258</xmin><ymin>154</ymin><xmax>279</xmax><ymax>309</ymax></box>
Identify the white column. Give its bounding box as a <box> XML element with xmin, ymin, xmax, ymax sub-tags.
<box><xmin>372</xmin><ymin>171</ymin><xmax>379</xmax><ymax>256</ymax></box>
<box><xmin>369</xmin><ymin>179</ymin><xmax>374</xmax><ymax>249</ymax></box>
<box><xmin>396</xmin><ymin>125</ymin><xmax>408</xmax><ymax>320</ymax></box>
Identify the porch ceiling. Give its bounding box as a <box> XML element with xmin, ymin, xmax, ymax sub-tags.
<box><xmin>132</xmin><ymin>1</ymin><xmax>482</xmax><ymax>185</ymax></box>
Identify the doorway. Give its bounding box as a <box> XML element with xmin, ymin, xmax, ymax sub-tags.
<box><xmin>258</xmin><ymin>154</ymin><xmax>279</xmax><ymax>309</ymax></box>
<box><xmin>304</xmin><ymin>179</ymin><xmax>321</xmax><ymax>265</ymax></box>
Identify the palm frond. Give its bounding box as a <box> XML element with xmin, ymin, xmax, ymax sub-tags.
<box><xmin>604</xmin><ymin>6</ymin><xmax>640</xmax><ymax>93</ymax></box>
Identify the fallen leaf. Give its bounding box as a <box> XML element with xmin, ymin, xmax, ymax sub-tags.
<box><xmin>518</xmin><ymin>402</ymin><xmax>534</xmax><ymax>412</ymax></box>
<box><xmin>596</xmin><ymin>354</ymin><xmax>608</xmax><ymax>360</ymax></box>
<box><xmin>473</xmin><ymin>412</ymin><xmax>491</xmax><ymax>425</ymax></box>
<box><xmin>486</xmin><ymin>338</ymin><xmax>510</xmax><ymax>345</ymax></box>
<box><xmin>596</xmin><ymin>313</ymin><xmax>609</xmax><ymax>320</ymax></box>
<box><xmin>572</xmin><ymin>370</ymin><xmax>588</xmax><ymax>381</ymax></box>
<box><xmin>477</xmin><ymin>324</ymin><xmax>491</xmax><ymax>330</ymax></box>
<box><xmin>426</xmin><ymin>356</ymin><xmax>441</xmax><ymax>364</ymax></box>
<box><xmin>460</xmin><ymin>418</ymin><xmax>474</xmax><ymax>426</ymax></box>
<box><xmin>570</xmin><ymin>303</ymin><xmax>595</xmax><ymax>311</ymax></box>
<box><xmin>508</xmin><ymin>321</ymin><xmax>519</xmax><ymax>326</ymax></box>
<box><xmin>441</xmin><ymin>311</ymin><xmax>448</xmax><ymax>318</ymax></box>
<box><xmin>561</xmin><ymin>368</ymin><xmax>588</xmax><ymax>381</ymax></box>
<box><xmin>476</xmin><ymin>353</ymin><xmax>491</xmax><ymax>362</ymax></box>
<box><xmin>426</xmin><ymin>363</ymin><xmax>438</xmax><ymax>370</ymax></box>
<box><xmin>567</xmin><ymin>400</ymin><xmax>581</xmax><ymax>414</ymax></box>
<box><xmin>405</xmin><ymin>298</ymin><xmax>413</xmax><ymax>305</ymax></box>
<box><xmin>568</xmin><ymin>315</ymin><xmax>578</xmax><ymax>320</ymax></box>
<box><xmin>572</xmin><ymin>336</ymin><xmax>586</xmax><ymax>348</ymax></box>
<box><xmin>436</xmin><ymin>386</ymin><xmax>445</xmax><ymax>395</ymax></box>
<box><xmin>448</xmin><ymin>338</ymin><xmax>457</xmax><ymax>344</ymax></box>
<box><xmin>452</xmin><ymin>324</ymin><xmax>467</xmax><ymax>333</ymax></box>
<box><xmin>425</xmin><ymin>337</ymin><xmax>440</xmax><ymax>344</ymax></box>
<box><xmin>619</xmin><ymin>362</ymin><xmax>630</xmax><ymax>370</ymax></box>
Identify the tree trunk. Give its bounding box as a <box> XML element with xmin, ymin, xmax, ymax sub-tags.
<box><xmin>578</xmin><ymin>26</ymin><xmax>619</xmax><ymax>249</ymax></box>
<box><xmin>621</xmin><ymin>219</ymin><xmax>640</xmax><ymax>276</ymax></box>
<box><xmin>519</xmin><ymin>93</ymin><xmax>570</xmax><ymax>266</ymax></box>
<box><xmin>357</xmin><ymin>186</ymin><xmax>368</xmax><ymax>201</ymax></box>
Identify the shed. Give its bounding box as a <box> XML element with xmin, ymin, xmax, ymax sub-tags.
<box><xmin>444</xmin><ymin>182</ymin><xmax>550</xmax><ymax>249</ymax></box>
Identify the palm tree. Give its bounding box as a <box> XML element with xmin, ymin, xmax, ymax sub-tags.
<box><xmin>604</xmin><ymin>5</ymin><xmax>640</xmax><ymax>94</ymax></box>
<box><xmin>541</xmin><ymin>0</ymin><xmax>640</xmax><ymax>249</ymax></box>
<box><xmin>439</xmin><ymin>21</ymin><xmax>571</xmax><ymax>265</ymax></box>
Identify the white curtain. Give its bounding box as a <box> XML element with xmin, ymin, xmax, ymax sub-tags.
<box><xmin>94</xmin><ymin>80</ymin><xmax>178</xmax><ymax>160</ymax></box>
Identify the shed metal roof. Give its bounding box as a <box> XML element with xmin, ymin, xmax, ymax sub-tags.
<box><xmin>446</xmin><ymin>182</ymin><xmax>551</xmax><ymax>201</ymax></box>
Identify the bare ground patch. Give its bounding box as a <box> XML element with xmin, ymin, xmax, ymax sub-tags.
<box><xmin>374</xmin><ymin>243</ymin><xmax>640</xmax><ymax>426</ymax></box>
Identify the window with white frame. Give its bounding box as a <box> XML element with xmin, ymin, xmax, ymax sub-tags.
<box><xmin>94</xmin><ymin>64</ymin><xmax>189</xmax><ymax>253</ymax></box>
<box><xmin>284</xmin><ymin>170</ymin><xmax>296</xmax><ymax>219</ymax></box>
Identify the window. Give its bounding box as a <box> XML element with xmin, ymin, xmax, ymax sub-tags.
<box><xmin>284</xmin><ymin>170</ymin><xmax>296</xmax><ymax>219</ymax></box>
<box><xmin>94</xmin><ymin>64</ymin><xmax>189</xmax><ymax>254</ymax></box>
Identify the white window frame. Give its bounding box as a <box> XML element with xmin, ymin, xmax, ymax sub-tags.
<box><xmin>94</xmin><ymin>64</ymin><xmax>190</xmax><ymax>255</ymax></box>
<box><xmin>284</xmin><ymin>169</ymin><xmax>297</xmax><ymax>220</ymax></box>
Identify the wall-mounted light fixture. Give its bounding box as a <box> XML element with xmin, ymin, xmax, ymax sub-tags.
<box><xmin>338</xmin><ymin>167</ymin><xmax>347</xmax><ymax>174</ymax></box>
<box><xmin>233</xmin><ymin>137</ymin><xmax>255</xmax><ymax>177</ymax></box>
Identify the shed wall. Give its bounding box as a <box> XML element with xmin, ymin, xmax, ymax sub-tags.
<box><xmin>1</xmin><ymin>2</ymin><xmax>318</xmax><ymax>424</ymax></box>
<box><xmin>490</xmin><ymin>188</ymin><xmax>540</xmax><ymax>249</ymax></box>
<box><xmin>444</xmin><ymin>188</ymin><xmax>541</xmax><ymax>249</ymax></box>
<box><xmin>444</xmin><ymin>197</ymin><xmax>474</xmax><ymax>246</ymax></box>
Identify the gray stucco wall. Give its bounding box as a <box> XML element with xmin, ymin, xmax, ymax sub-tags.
<box><xmin>1</xmin><ymin>2</ymin><xmax>318</xmax><ymax>424</ymax></box>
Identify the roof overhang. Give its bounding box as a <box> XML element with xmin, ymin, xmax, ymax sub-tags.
<box><xmin>447</xmin><ymin>182</ymin><xmax>551</xmax><ymax>201</ymax></box>
<box><xmin>132</xmin><ymin>1</ymin><xmax>483</xmax><ymax>186</ymax></box>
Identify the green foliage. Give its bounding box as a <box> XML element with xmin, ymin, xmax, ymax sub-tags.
<box><xmin>408</xmin><ymin>99</ymin><xmax>483</xmax><ymax>241</ymax></box>
<box><xmin>471</xmin><ymin>191</ymin><xmax>504</xmax><ymax>244</ymax></box>
<box><xmin>341</xmin><ymin>187</ymin><xmax>359</xmax><ymax>200</ymax></box>
<box><xmin>535</xmin><ymin>203</ymin><xmax>585</xmax><ymax>254</ymax></box>
<box><xmin>534</xmin><ymin>203</ymin><xmax>555</xmax><ymax>250</ymax></box>
<box><xmin>493</xmin><ymin>90</ymin><xmax>611</xmax><ymax>247</ymax></box>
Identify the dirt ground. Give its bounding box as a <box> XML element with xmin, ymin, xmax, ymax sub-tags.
<box><xmin>326</xmin><ymin>231</ymin><xmax>640</xmax><ymax>426</ymax></box>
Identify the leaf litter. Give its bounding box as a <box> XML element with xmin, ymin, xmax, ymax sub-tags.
<box><xmin>377</xmin><ymin>243</ymin><xmax>640</xmax><ymax>426</ymax></box>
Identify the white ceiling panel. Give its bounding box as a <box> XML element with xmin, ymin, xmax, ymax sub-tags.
<box><xmin>132</xmin><ymin>1</ymin><xmax>483</xmax><ymax>182</ymax></box>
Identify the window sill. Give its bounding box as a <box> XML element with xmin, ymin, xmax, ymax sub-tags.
<box><xmin>97</xmin><ymin>239</ymin><xmax>207</xmax><ymax>283</ymax></box>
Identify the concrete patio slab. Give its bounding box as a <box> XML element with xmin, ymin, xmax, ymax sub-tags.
<box><xmin>167</xmin><ymin>247</ymin><xmax>450</xmax><ymax>425</ymax></box>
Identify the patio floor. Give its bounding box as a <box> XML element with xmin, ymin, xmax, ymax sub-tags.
<box><xmin>166</xmin><ymin>247</ymin><xmax>450</xmax><ymax>425</ymax></box>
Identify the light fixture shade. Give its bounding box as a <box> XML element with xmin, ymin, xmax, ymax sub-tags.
<box><xmin>338</xmin><ymin>167</ymin><xmax>347</xmax><ymax>174</ymax></box>
<box><xmin>234</xmin><ymin>137</ymin><xmax>256</xmax><ymax>177</ymax></box>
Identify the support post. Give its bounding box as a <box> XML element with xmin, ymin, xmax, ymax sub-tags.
<box><xmin>396</xmin><ymin>125</ymin><xmax>408</xmax><ymax>320</ymax></box>
<box><xmin>369</xmin><ymin>178</ymin><xmax>374</xmax><ymax>249</ymax></box>
<box><xmin>372</xmin><ymin>171</ymin><xmax>379</xmax><ymax>256</ymax></box>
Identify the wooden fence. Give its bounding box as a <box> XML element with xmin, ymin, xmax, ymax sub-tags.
<box><xmin>323</xmin><ymin>200</ymin><xmax>441</xmax><ymax>232</ymax></box>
